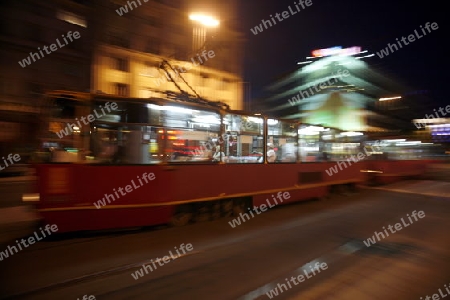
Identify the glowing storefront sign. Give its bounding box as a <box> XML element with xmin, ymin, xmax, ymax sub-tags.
<box><xmin>312</xmin><ymin>46</ymin><xmax>361</xmax><ymax>58</ymax></box>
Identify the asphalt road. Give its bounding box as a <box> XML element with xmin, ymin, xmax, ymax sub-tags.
<box><xmin>1</xmin><ymin>179</ymin><xmax>450</xmax><ymax>300</ymax></box>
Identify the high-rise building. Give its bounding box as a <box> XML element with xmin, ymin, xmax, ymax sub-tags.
<box><xmin>262</xmin><ymin>47</ymin><xmax>440</xmax><ymax>134</ymax></box>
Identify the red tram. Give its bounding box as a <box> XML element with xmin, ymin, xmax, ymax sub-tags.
<box><xmin>23</xmin><ymin>91</ymin><xmax>431</xmax><ymax>232</ymax></box>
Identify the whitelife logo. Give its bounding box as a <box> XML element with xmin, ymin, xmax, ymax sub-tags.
<box><xmin>131</xmin><ymin>243</ymin><xmax>194</xmax><ymax>280</ymax></box>
<box><xmin>18</xmin><ymin>31</ymin><xmax>81</xmax><ymax>68</ymax></box>
<box><xmin>288</xmin><ymin>69</ymin><xmax>350</xmax><ymax>106</ymax></box>
<box><xmin>56</xmin><ymin>102</ymin><xmax>118</xmax><ymax>138</ymax></box>
<box><xmin>228</xmin><ymin>192</ymin><xmax>291</xmax><ymax>228</ymax></box>
<box><xmin>375</xmin><ymin>22</ymin><xmax>438</xmax><ymax>59</ymax></box>
<box><xmin>363</xmin><ymin>210</ymin><xmax>425</xmax><ymax>247</ymax></box>
<box><xmin>413</xmin><ymin>104</ymin><xmax>450</xmax><ymax>129</ymax></box>
<box><xmin>250</xmin><ymin>0</ymin><xmax>313</xmax><ymax>35</ymax></box>
<box><xmin>77</xmin><ymin>296</ymin><xmax>95</xmax><ymax>300</ymax></box>
<box><xmin>0</xmin><ymin>153</ymin><xmax>21</xmax><ymax>171</ymax></box>
<box><xmin>0</xmin><ymin>224</ymin><xmax>58</xmax><ymax>261</ymax></box>
<box><xmin>325</xmin><ymin>142</ymin><xmax>383</xmax><ymax>177</ymax></box>
<box><xmin>420</xmin><ymin>282</ymin><xmax>450</xmax><ymax>300</ymax></box>
<box><xmin>116</xmin><ymin>0</ymin><xmax>148</xmax><ymax>16</ymax></box>
<box><xmin>93</xmin><ymin>172</ymin><xmax>156</xmax><ymax>209</ymax></box>
<box><xmin>266</xmin><ymin>261</ymin><xmax>328</xmax><ymax>298</ymax></box>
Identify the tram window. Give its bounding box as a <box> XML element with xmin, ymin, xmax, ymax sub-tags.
<box><xmin>298</xmin><ymin>127</ymin><xmax>365</xmax><ymax>162</ymax></box>
<box><xmin>327</xmin><ymin>131</ymin><xmax>365</xmax><ymax>161</ymax></box>
<box><xmin>148</xmin><ymin>105</ymin><xmax>164</xmax><ymax>126</ymax></box>
<box><xmin>268</xmin><ymin>119</ymin><xmax>297</xmax><ymax>137</ymax></box>
<box><xmin>93</xmin><ymin>100</ymin><xmax>123</xmax><ymax>123</ymax></box>
<box><xmin>93</xmin><ymin>101</ymin><xmax>168</xmax><ymax>126</ymax></box>
<box><xmin>88</xmin><ymin>102</ymin><xmax>222</xmax><ymax>164</ymax></box>
<box><xmin>223</xmin><ymin>114</ymin><xmax>263</xmax><ymax>163</ymax></box>
<box><xmin>167</xmin><ymin>130</ymin><xmax>220</xmax><ymax>162</ymax></box>
<box><xmin>298</xmin><ymin>125</ymin><xmax>323</xmax><ymax>162</ymax></box>
<box><xmin>126</xmin><ymin>102</ymin><xmax>148</xmax><ymax>123</ymax></box>
<box><xmin>90</xmin><ymin>127</ymin><xmax>121</xmax><ymax>163</ymax></box>
<box><xmin>267</xmin><ymin>119</ymin><xmax>298</xmax><ymax>163</ymax></box>
<box><xmin>161</xmin><ymin>107</ymin><xmax>221</xmax><ymax>163</ymax></box>
<box><xmin>89</xmin><ymin>125</ymin><xmax>165</xmax><ymax>164</ymax></box>
<box><xmin>327</xmin><ymin>142</ymin><xmax>361</xmax><ymax>161</ymax></box>
<box><xmin>45</xmin><ymin>96</ymin><xmax>91</xmax><ymax>157</ymax></box>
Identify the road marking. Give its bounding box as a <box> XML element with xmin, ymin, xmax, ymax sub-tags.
<box><xmin>239</xmin><ymin>240</ymin><xmax>366</xmax><ymax>300</ymax></box>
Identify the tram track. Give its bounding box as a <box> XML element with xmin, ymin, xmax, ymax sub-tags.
<box><xmin>1</xmin><ymin>195</ymin><xmax>367</xmax><ymax>299</ymax></box>
<box><xmin>2</xmin><ymin>227</ymin><xmax>145</xmax><ymax>254</ymax></box>
<box><xmin>23</xmin><ymin>202</ymin><xmax>421</xmax><ymax>299</ymax></box>
<box><xmin>1</xmin><ymin>254</ymin><xmax>176</xmax><ymax>299</ymax></box>
<box><xmin>3</xmin><ymin>187</ymin><xmax>448</xmax><ymax>299</ymax></box>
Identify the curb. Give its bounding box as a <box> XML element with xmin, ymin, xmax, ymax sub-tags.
<box><xmin>0</xmin><ymin>175</ymin><xmax>37</xmax><ymax>183</ymax></box>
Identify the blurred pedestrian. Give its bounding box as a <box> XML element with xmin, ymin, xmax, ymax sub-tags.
<box><xmin>267</xmin><ymin>143</ymin><xmax>276</xmax><ymax>163</ymax></box>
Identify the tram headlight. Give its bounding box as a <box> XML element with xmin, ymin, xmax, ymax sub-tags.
<box><xmin>22</xmin><ymin>193</ymin><xmax>40</xmax><ymax>202</ymax></box>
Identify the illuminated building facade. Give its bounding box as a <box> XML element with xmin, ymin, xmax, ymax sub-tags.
<box><xmin>92</xmin><ymin>0</ymin><xmax>244</xmax><ymax>110</ymax></box>
<box><xmin>0</xmin><ymin>0</ymin><xmax>244</xmax><ymax>155</ymax></box>
<box><xmin>0</xmin><ymin>0</ymin><xmax>91</xmax><ymax>155</ymax></box>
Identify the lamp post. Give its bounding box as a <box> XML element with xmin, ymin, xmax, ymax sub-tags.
<box><xmin>189</xmin><ymin>14</ymin><xmax>219</xmax><ymax>51</ymax></box>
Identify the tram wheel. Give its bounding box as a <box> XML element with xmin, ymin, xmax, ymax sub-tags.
<box><xmin>211</xmin><ymin>201</ymin><xmax>222</xmax><ymax>220</ymax></box>
<box><xmin>347</xmin><ymin>183</ymin><xmax>358</xmax><ymax>194</ymax></box>
<box><xmin>232</xmin><ymin>198</ymin><xmax>249</xmax><ymax>217</ymax></box>
<box><xmin>170</xmin><ymin>204</ymin><xmax>193</xmax><ymax>227</ymax></box>
<box><xmin>221</xmin><ymin>199</ymin><xmax>234</xmax><ymax>217</ymax></box>
<box><xmin>194</xmin><ymin>202</ymin><xmax>211</xmax><ymax>222</ymax></box>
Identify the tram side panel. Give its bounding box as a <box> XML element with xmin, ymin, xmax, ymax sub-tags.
<box><xmin>36</xmin><ymin>164</ymin><xmax>174</xmax><ymax>232</ymax></box>
<box><xmin>253</xmin><ymin>161</ymin><xmax>367</xmax><ymax>206</ymax></box>
<box><xmin>322</xmin><ymin>160</ymin><xmax>368</xmax><ymax>185</ymax></box>
<box><xmin>168</xmin><ymin>164</ymin><xmax>299</xmax><ymax>202</ymax></box>
<box><xmin>166</xmin><ymin>162</ymin><xmax>367</xmax><ymax>208</ymax></box>
<box><xmin>35</xmin><ymin>161</ymin><xmax>367</xmax><ymax>232</ymax></box>
<box><xmin>163</xmin><ymin>163</ymin><xmax>326</xmax><ymax>206</ymax></box>
<box><xmin>366</xmin><ymin>160</ymin><xmax>427</xmax><ymax>184</ymax></box>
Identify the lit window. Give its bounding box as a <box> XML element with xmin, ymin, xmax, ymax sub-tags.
<box><xmin>114</xmin><ymin>83</ymin><xmax>129</xmax><ymax>96</ymax></box>
<box><xmin>112</xmin><ymin>58</ymin><xmax>129</xmax><ymax>72</ymax></box>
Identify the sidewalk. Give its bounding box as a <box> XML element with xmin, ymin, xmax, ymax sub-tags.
<box><xmin>0</xmin><ymin>205</ymin><xmax>41</xmax><ymax>245</ymax></box>
<box><xmin>0</xmin><ymin>175</ymin><xmax>40</xmax><ymax>244</ymax></box>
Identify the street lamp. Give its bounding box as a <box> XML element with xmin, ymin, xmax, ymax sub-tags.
<box><xmin>189</xmin><ymin>14</ymin><xmax>219</xmax><ymax>27</ymax></box>
<box><xmin>189</xmin><ymin>13</ymin><xmax>219</xmax><ymax>51</ymax></box>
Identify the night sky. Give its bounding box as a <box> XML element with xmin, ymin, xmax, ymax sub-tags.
<box><xmin>238</xmin><ymin>0</ymin><xmax>446</xmax><ymax>104</ymax></box>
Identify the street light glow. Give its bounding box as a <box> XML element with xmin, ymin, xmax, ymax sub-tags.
<box><xmin>379</xmin><ymin>96</ymin><xmax>402</xmax><ymax>101</ymax></box>
<box><xmin>189</xmin><ymin>14</ymin><xmax>220</xmax><ymax>27</ymax></box>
